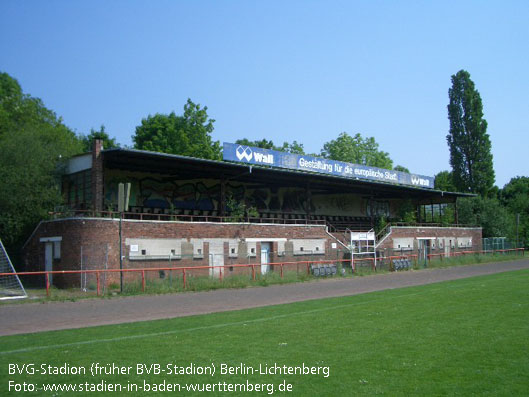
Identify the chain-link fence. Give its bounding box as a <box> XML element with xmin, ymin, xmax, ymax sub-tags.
<box><xmin>482</xmin><ymin>238</ymin><xmax>525</xmax><ymax>251</ymax></box>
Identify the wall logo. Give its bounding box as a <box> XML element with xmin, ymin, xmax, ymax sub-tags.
<box><xmin>236</xmin><ymin>146</ymin><xmax>253</xmax><ymax>162</ymax></box>
<box><xmin>235</xmin><ymin>145</ymin><xmax>274</xmax><ymax>164</ymax></box>
<box><xmin>411</xmin><ymin>176</ymin><xmax>431</xmax><ymax>187</ymax></box>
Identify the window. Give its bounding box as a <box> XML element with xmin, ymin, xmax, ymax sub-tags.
<box><xmin>53</xmin><ymin>241</ymin><xmax>61</xmax><ymax>259</ymax></box>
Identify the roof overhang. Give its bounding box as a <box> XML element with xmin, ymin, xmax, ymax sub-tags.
<box><xmin>101</xmin><ymin>148</ymin><xmax>474</xmax><ymax>202</ymax></box>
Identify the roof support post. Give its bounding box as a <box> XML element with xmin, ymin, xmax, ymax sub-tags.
<box><xmin>220</xmin><ymin>178</ymin><xmax>226</xmax><ymax>217</ymax></box>
<box><xmin>91</xmin><ymin>139</ymin><xmax>104</xmax><ymax>213</ymax></box>
<box><xmin>305</xmin><ymin>183</ymin><xmax>312</xmax><ymax>221</ymax></box>
<box><xmin>454</xmin><ymin>198</ymin><xmax>459</xmax><ymax>225</ymax></box>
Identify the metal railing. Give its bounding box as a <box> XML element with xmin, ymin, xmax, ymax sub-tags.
<box><xmin>48</xmin><ymin>210</ymin><xmax>327</xmax><ymax>226</ymax></box>
<box><xmin>2</xmin><ymin>258</ymin><xmax>353</xmax><ymax>298</ymax></box>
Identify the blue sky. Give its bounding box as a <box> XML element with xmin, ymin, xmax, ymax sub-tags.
<box><xmin>1</xmin><ymin>0</ymin><xmax>528</xmax><ymax>187</ymax></box>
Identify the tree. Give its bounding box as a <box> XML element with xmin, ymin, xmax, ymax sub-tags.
<box><xmin>447</xmin><ymin>70</ymin><xmax>494</xmax><ymax>195</ymax></box>
<box><xmin>457</xmin><ymin>197</ymin><xmax>513</xmax><ymax>238</ymax></box>
<box><xmin>320</xmin><ymin>132</ymin><xmax>393</xmax><ymax>169</ymax></box>
<box><xmin>434</xmin><ymin>170</ymin><xmax>457</xmax><ymax>191</ymax></box>
<box><xmin>133</xmin><ymin>99</ymin><xmax>221</xmax><ymax>160</ymax></box>
<box><xmin>500</xmin><ymin>177</ymin><xmax>529</xmax><ymax>246</ymax></box>
<box><xmin>0</xmin><ymin>72</ymin><xmax>82</xmax><ymax>259</ymax></box>
<box><xmin>393</xmin><ymin>165</ymin><xmax>410</xmax><ymax>173</ymax></box>
<box><xmin>79</xmin><ymin>125</ymin><xmax>119</xmax><ymax>152</ymax></box>
<box><xmin>235</xmin><ymin>138</ymin><xmax>305</xmax><ymax>154</ymax></box>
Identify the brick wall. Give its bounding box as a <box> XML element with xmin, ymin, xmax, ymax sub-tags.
<box><xmin>23</xmin><ymin>218</ymin><xmax>335</xmax><ymax>287</ymax></box>
<box><xmin>377</xmin><ymin>226</ymin><xmax>483</xmax><ymax>252</ymax></box>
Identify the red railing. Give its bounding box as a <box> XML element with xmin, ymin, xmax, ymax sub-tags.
<box><xmin>1</xmin><ymin>259</ymin><xmax>352</xmax><ymax>297</ymax></box>
<box><xmin>2</xmin><ymin>248</ymin><xmax>524</xmax><ymax>298</ymax></box>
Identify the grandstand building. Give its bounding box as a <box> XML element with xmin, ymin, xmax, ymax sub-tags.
<box><xmin>23</xmin><ymin>140</ymin><xmax>481</xmax><ymax>287</ymax></box>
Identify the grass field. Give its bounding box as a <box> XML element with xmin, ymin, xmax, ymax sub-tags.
<box><xmin>1</xmin><ymin>269</ymin><xmax>528</xmax><ymax>395</ymax></box>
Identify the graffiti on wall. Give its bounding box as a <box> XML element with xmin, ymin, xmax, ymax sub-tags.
<box><xmin>104</xmin><ymin>171</ymin><xmax>367</xmax><ymax>215</ymax></box>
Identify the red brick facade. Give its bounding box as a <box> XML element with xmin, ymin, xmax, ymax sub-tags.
<box><xmin>22</xmin><ymin>218</ymin><xmax>337</xmax><ymax>287</ymax></box>
<box><xmin>22</xmin><ymin>219</ymin><xmax>482</xmax><ymax>288</ymax></box>
<box><xmin>377</xmin><ymin>226</ymin><xmax>483</xmax><ymax>252</ymax></box>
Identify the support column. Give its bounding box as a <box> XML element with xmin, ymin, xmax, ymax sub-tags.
<box><xmin>220</xmin><ymin>178</ymin><xmax>226</xmax><ymax>217</ymax></box>
<box><xmin>305</xmin><ymin>183</ymin><xmax>312</xmax><ymax>220</ymax></box>
<box><xmin>91</xmin><ymin>139</ymin><xmax>104</xmax><ymax>212</ymax></box>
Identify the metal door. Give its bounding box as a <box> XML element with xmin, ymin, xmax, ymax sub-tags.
<box><xmin>261</xmin><ymin>243</ymin><xmax>271</xmax><ymax>274</ymax></box>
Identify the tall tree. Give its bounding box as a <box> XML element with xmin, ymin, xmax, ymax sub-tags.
<box><xmin>0</xmin><ymin>72</ymin><xmax>82</xmax><ymax>259</ymax></box>
<box><xmin>393</xmin><ymin>165</ymin><xmax>410</xmax><ymax>173</ymax></box>
<box><xmin>79</xmin><ymin>125</ymin><xmax>119</xmax><ymax>152</ymax></box>
<box><xmin>133</xmin><ymin>99</ymin><xmax>221</xmax><ymax>160</ymax></box>
<box><xmin>500</xmin><ymin>176</ymin><xmax>529</xmax><ymax>246</ymax></box>
<box><xmin>447</xmin><ymin>70</ymin><xmax>494</xmax><ymax>195</ymax></box>
<box><xmin>235</xmin><ymin>138</ymin><xmax>305</xmax><ymax>154</ymax></box>
<box><xmin>434</xmin><ymin>170</ymin><xmax>457</xmax><ymax>191</ymax></box>
<box><xmin>320</xmin><ymin>132</ymin><xmax>393</xmax><ymax>169</ymax></box>
<box><xmin>457</xmin><ymin>197</ymin><xmax>513</xmax><ymax>238</ymax></box>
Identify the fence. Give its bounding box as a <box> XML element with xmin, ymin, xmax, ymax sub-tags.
<box><xmin>351</xmin><ymin>247</ymin><xmax>525</xmax><ymax>271</ymax></box>
<box><xmin>482</xmin><ymin>237</ymin><xmax>525</xmax><ymax>251</ymax></box>
<box><xmin>5</xmin><ymin>257</ymin><xmax>354</xmax><ymax>298</ymax></box>
<box><xmin>2</xmin><ymin>248</ymin><xmax>524</xmax><ymax>299</ymax></box>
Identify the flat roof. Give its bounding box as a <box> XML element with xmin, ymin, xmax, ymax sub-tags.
<box><xmin>101</xmin><ymin>148</ymin><xmax>474</xmax><ymax>202</ymax></box>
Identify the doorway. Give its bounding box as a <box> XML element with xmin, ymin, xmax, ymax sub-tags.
<box><xmin>44</xmin><ymin>242</ymin><xmax>53</xmax><ymax>285</ymax></box>
<box><xmin>418</xmin><ymin>238</ymin><xmax>431</xmax><ymax>267</ymax></box>
<box><xmin>260</xmin><ymin>242</ymin><xmax>271</xmax><ymax>275</ymax></box>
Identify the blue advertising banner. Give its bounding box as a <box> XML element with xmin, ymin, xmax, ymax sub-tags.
<box><xmin>223</xmin><ymin>142</ymin><xmax>434</xmax><ymax>189</ymax></box>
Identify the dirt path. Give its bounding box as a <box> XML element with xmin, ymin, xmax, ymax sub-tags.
<box><xmin>1</xmin><ymin>259</ymin><xmax>528</xmax><ymax>336</ymax></box>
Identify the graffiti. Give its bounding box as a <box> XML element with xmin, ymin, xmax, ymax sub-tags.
<box><xmin>104</xmin><ymin>172</ymin><xmax>326</xmax><ymax>214</ymax></box>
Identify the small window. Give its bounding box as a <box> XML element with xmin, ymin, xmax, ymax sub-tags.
<box><xmin>53</xmin><ymin>241</ymin><xmax>61</xmax><ymax>259</ymax></box>
<box><xmin>229</xmin><ymin>266</ymin><xmax>234</xmax><ymax>272</ymax></box>
<box><xmin>197</xmin><ymin>248</ymin><xmax>202</xmax><ymax>255</ymax></box>
<box><xmin>231</xmin><ymin>248</ymin><xmax>235</xmax><ymax>254</ymax></box>
<box><xmin>141</xmin><ymin>249</ymin><xmax>146</xmax><ymax>255</ymax></box>
<box><xmin>315</xmin><ymin>247</ymin><xmax>320</xmax><ymax>251</ymax></box>
<box><xmin>251</xmin><ymin>248</ymin><xmax>255</xmax><ymax>254</ymax></box>
<box><xmin>300</xmin><ymin>247</ymin><xmax>304</xmax><ymax>251</ymax></box>
<box><xmin>171</xmin><ymin>249</ymin><xmax>176</xmax><ymax>255</ymax></box>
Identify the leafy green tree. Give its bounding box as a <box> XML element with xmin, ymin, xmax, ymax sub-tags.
<box><xmin>235</xmin><ymin>138</ymin><xmax>305</xmax><ymax>154</ymax></box>
<box><xmin>396</xmin><ymin>199</ymin><xmax>417</xmax><ymax>223</ymax></box>
<box><xmin>457</xmin><ymin>197</ymin><xmax>513</xmax><ymax>238</ymax></box>
<box><xmin>447</xmin><ymin>70</ymin><xmax>494</xmax><ymax>195</ymax></box>
<box><xmin>500</xmin><ymin>177</ymin><xmax>529</xmax><ymax>246</ymax></box>
<box><xmin>320</xmin><ymin>132</ymin><xmax>393</xmax><ymax>169</ymax></box>
<box><xmin>0</xmin><ymin>72</ymin><xmax>82</xmax><ymax>259</ymax></box>
<box><xmin>79</xmin><ymin>125</ymin><xmax>119</xmax><ymax>152</ymax></box>
<box><xmin>434</xmin><ymin>170</ymin><xmax>457</xmax><ymax>191</ymax></box>
<box><xmin>393</xmin><ymin>165</ymin><xmax>410</xmax><ymax>173</ymax></box>
<box><xmin>133</xmin><ymin>99</ymin><xmax>221</xmax><ymax>160</ymax></box>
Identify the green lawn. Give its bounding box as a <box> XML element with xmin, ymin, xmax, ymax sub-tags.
<box><xmin>1</xmin><ymin>269</ymin><xmax>528</xmax><ymax>396</ymax></box>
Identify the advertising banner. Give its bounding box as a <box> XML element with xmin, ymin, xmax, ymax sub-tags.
<box><xmin>223</xmin><ymin>142</ymin><xmax>434</xmax><ymax>189</ymax></box>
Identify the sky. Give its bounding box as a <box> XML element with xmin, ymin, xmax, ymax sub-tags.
<box><xmin>1</xmin><ymin>0</ymin><xmax>528</xmax><ymax>187</ymax></box>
